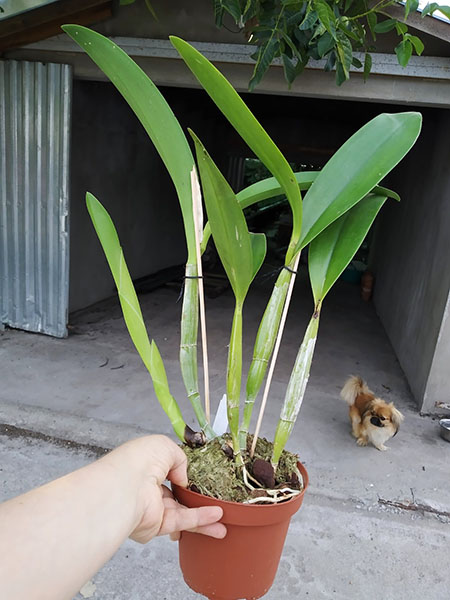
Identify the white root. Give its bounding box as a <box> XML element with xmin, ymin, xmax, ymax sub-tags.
<box><xmin>242</xmin><ymin>466</ymin><xmax>302</xmax><ymax>503</ymax></box>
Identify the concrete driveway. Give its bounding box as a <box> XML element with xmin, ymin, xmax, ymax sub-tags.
<box><xmin>1</xmin><ymin>275</ymin><xmax>449</xmax><ymax>599</ymax></box>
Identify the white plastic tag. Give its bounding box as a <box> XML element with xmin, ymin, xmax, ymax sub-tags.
<box><xmin>212</xmin><ymin>393</ymin><xmax>228</xmax><ymax>436</ymax></box>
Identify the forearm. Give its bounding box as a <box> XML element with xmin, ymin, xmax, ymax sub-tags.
<box><xmin>0</xmin><ymin>442</ymin><xmax>146</xmax><ymax>600</ymax></box>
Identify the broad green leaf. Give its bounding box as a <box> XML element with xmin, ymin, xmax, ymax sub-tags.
<box><xmin>190</xmin><ymin>130</ymin><xmax>266</xmax><ymax>302</ymax></box>
<box><xmin>250</xmin><ymin>232</ymin><xmax>267</xmax><ymax>280</ymax></box>
<box><xmin>363</xmin><ymin>52</ymin><xmax>372</xmax><ymax>81</ymax></box>
<box><xmin>406</xmin><ymin>34</ymin><xmax>424</xmax><ymax>55</ymax></box>
<box><xmin>299</xmin><ymin>9</ymin><xmax>319</xmax><ymax>30</ymax></box>
<box><xmin>170</xmin><ymin>36</ymin><xmax>302</xmax><ymax>260</ymax></box>
<box><xmin>282</xmin><ymin>52</ymin><xmax>297</xmax><ymax>85</ymax></box>
<box><xmin>421</xmin><ymin>2</ymin><xmax>439</xmax><ymax>17</ymax></box>
<box><xmin>405</xmin><ymin>0</ymin><xmax>419</xmax><ymax>19</ymax></box>
<box><xmin>200</xmin><ymin>171</ymin><xmax>399</xmax><ymax>253</ymax></box>
<box><xmin>395</xmin><ymin>22</ymin><xmax>408</xmax><ymax>35</ymax></box>
<box><xmin>436</xmin><ymin>4</ymin><xmax>450</xmax><ymax>19</ymax></box>
<box><xmin>352</xmin><ymin>56</ymin><xmax>363</xmax><ymax>69</ymax></box>
<box><xmin>317</xmin><ymin>32</ymin><xmax>335</xmax><ymax>57</ymax></box>
<box><xmin>62</xmin><ymin>25</ymin><xmax>197</xmax><ymax>262</ymax></box>
<box><xmin>367</xmin><ymin>12</ymin><xmax>377</xmax><ymax>39</ymax></box>
<box><xmin>85</xmin><ymin>192</ymin><xmax>186</xmax><ymax>440</ymax></box>
<box><xmin>395</xmin><ymin>39</ymin><xmax>413</xmax><ymax>67</ymax></box>
<box><xmin>315</xmin><ymin>0</ymin><xmax>337</xmax><ymax>39</ymax></box>
<box><xmin>296</xmin><ymin>112</ymin><xmax>422</xmax><ymax>251</ymax></box>
<box><xmin>224</xmin><ymin>0</ymin><xmax>243</xmax><ymax>22</ymax></box>
<box><xmin>335</xmin><ymin>61</ymin><xmax>347</xmax><ymax>86</ymax></box>
<box><xmin>249</xmin><ymin>38</ymin><xmax>279</xmax><ymax>90</ymax></box>
<box><xmin>309</xmin><ymin>194</ymin><xmax>387</xmax><ymax>302</ymax></box>
<box><xmin>374</xmin><ymin>18</ymin><xmax>397</xmax><ymax>33</ymax></box>
<box><xmin>336</xmin><ymin>32</ymin><xmax>353</xmax><ymax>78</ymax></box>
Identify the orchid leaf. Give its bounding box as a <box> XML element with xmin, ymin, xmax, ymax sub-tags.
<box><xmin>190</xmin><ymin>130</ymin><xmax>266</xmax><ymax>302</ymax></box>
<box><xmin>296</xmin><ymin>112</ymin><xmax>422</xmax><ymax>251</ymax></box>
<box><xmin>86</xmin><ymin>192</ymin><xmax>186</xmax><ymax>441</ymax></box>
<box><xmin>170</xmin><ymin>35</ymin><xmax>302</xmax><ymax>261</ymax></box>
<box><xmin>62</xmin><ymin>25</ymin><xmax>197</xmax><ymax>261</ymax></box>
<box><xmin>309</xmin><ymin>194</ymin><xmax>387</xmax><ymax>303</ymax></box>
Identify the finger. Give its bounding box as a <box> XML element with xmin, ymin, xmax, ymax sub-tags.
<box><xmin>158</xmin><ymin>505</ymin><xmax>224</xmax><ymax>538</ymax></box>
<box><xmin>169</xmin><ymin>521</ymin><xmax>227</xmax><ymax>541</ymax></box>
<box><xmin>160</xmin><ymin>439</ymin><xmax>188</xmax><ymax>488</ymax></box>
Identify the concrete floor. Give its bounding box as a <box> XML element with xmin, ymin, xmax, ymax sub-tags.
<box><xmin>1</xmin><ymin>270</ymin><xmax>450</xmax><ymax>599</ymax></box>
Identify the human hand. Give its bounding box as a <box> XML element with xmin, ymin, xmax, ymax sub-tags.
<box><xmin>107</xmin><ymin>435</ymin><xmax>226</xmax><ymax>544</ymax></box>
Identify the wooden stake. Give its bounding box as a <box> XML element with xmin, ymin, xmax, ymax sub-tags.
<box><xmin>191</xmin><ymin>168</ymin><xmax>211</xmax><ymax>422</ymax></box>
<box><xmin>251</xmin><ymin>252</ymin><xmax>301</xmax><ymax>457</ymax></box>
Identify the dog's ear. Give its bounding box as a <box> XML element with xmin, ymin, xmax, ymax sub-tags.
<box><xmin>389</xmin><ymin>403</ymin><xmax>404</xmax><ymax>428</ymax></box>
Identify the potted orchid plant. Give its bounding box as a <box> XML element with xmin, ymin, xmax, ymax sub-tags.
<box><xmin>62</xmin><ymin>24</ymin><xmax>421</xmax><ymax>600</ymax></box>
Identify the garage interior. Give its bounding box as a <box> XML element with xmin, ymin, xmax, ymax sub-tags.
<box><xmin>67</xmin><ymin>79</ymin><xmax>450</xmax><ymax>418</ymax></box>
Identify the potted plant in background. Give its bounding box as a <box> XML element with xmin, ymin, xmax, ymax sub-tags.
<box><xmin>62</xmin><ymin>24</ymin><xmax>421</xmax><ymax>600</ymax></box>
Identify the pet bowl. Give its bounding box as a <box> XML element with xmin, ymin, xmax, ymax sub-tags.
<box><xmin>439</xmin><ymin>419</ymin><xmax>450</xmax><ymax>443</ymax></box>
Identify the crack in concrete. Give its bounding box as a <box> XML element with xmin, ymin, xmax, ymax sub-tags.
<box><xmin>0</xmin><ymin>423</ymin><xmax>110</xmax><ymax>458</ymax></box>
<box><xmin>378</xmin><ymin>496</ymin><xmax>450</xmax><ymax>520</ymax></box>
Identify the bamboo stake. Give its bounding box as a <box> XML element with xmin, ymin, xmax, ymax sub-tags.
<box><xmin>250</xmin><ymin>251</ymin><xmax>301</xmax><ymax>457</ymax></box>
<box><xmin>191</xmin><ymin>167</ymin><xmax>211</xmax><ymax>422</ymax></box>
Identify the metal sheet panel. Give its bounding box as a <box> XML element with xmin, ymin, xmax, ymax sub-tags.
<box><xmin>0</xmin><ymin>60</ymin><xmax>71</xmax><ymax>337</ymax></box>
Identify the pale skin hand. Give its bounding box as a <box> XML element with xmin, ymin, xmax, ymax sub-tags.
<box><xmin>0</xmin><ymin>435</ymin><xmax>226</xmax><ymax>600</ymax></box>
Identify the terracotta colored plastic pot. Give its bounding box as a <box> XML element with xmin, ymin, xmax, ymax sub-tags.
<box><xmin>172</xmin><ymin>461</ymin><xmax>308</xmax><ymax>600</ymax></box>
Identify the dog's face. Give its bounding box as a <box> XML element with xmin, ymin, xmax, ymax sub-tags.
<box><xmin>365</xmin><ymin>399</ymin><xmax>404</xmax><ymax>433</ymax></box>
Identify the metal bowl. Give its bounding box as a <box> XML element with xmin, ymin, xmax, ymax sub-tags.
<box><xmin>439</xmin><ymin>419</ymin><xmax>450</xmax><ymax>443</ymax></box>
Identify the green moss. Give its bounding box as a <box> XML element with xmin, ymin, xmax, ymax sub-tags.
<box><xmin>182</xmin><ymin>435</ymin><xmax>302</xmax><ymax>503</ymax></box>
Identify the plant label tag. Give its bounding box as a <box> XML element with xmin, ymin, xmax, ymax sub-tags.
<box><xmin>213</xmin><ymin>393</ymin><xmax>228</xmax><ymax>436</ymax></box>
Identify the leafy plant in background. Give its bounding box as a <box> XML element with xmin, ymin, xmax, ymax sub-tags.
<box><xmin>62</xmin><ymin>24</ymin><xmax>421</xmax><ymax>485</ymax></box>
<box><xmin>213</xmin><ymin>0</ymin><xmax>450</xmax><ymax>87</ymax></box>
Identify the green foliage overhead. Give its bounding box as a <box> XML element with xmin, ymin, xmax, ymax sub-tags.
<box><xmin>213</xmin><ymin>0</ymin><xmax>450</xmax><ymax>88</ymax></box>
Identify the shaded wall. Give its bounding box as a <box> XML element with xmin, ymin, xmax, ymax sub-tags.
<box><xmin>69</xmin><ymin>80</ymin><xmax>187</xmax><ymax>312</ymax></box>
<box><xmin>373</xmin><ymin>108</ymin><xmax>450</xmax><ymax>410</ymax></box>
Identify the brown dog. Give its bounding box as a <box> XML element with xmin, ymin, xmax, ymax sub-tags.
<box><xmin>340</xmin><ymin>376</ymin><xmax>404</xmax><ymax>451</ymax></box>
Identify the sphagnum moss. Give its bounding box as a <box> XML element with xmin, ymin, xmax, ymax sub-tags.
<box><xmin>183</xmin><ymin>435</ymin><xmax>302</xmax><ymax>503</ymax></box>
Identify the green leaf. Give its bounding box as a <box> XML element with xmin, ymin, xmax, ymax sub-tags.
<box><xmin>366</xmin><ymin>12</ymin><xmax>377</xmax><ymax>39</ymax></box>
<box><xmin>405</xmin><ymin>0</ymin><xmax>419</xmax><ymax>19</ymax></box>
<box><xmin>249</xmin><ymin>37</ymin><xmax>279</xmax><ymax>90</ymax></box>
<box><xmin>421</xmin><ymin>2</ymin><xmax>439</xmax><ymax>17</ymax></box>
<box><xmin>120</xmin><ymin>0</ymin><xmax>135</xmax><ymax>4</ymax></box>
<box><xmin>374</xmin><ymin>18</ymin><xmax>397</xmax><ymax>33</ymax></box>
<box><xmin>299</xmin><ymin>9</ymin><xmax>319</xmax><ymax>30</ymax></box>
<box><xmin>296</xmin><ymin>112</ymin><xmax>422</xmax><ymax>250</ymax></box>
<box><xmin>309</xmin><ymin>194</ymin><xmax>387</xmax><ymax>302</ymax></box>
<box><xmin>85</xmin><ymin>192</ymin><xmax>186</xmax><ymax>441</ymax></box>
<box><xmin>317</xmin><ymin>32</ymin><xmax>335</xmax><ymax>57</ymax></box>
<box><xmin>170</xmin><ymin>36</ymin><xmax>302</xmax><ymax>260</ymax></box>
<box><xmin>395</xmin><ymin>22</ymin><xmax>408</xmax><ymax>35</ymax></box>
<box><xmin>336</xmin><ymin>32</ymin><xmax>353</xmax><ymax>77</ymax></box>
<box><xmin>324</xmin><ymin>50</ymin><xmax>336</xmax><ymax>71</ymax></box>
<box><xmin>314</xmin><ymin>0</ymin><xmax>337</xmax><ymax>39</ymax></box>
<box><xmin>352</xmin><ymin>56</ymin><xmax>363</xmax><ymax>69</ymax></box>
<box><xmin>250</xmin><ymin>232</ymin><xmax>267</xmax><ymax>280</ymax></box>
<box><xmin>406</xmin><ymin>34</ymin><xmax>424</xmax><ymax>55</ymax></box>
<box><xmin>282</xmin><ymin>53</ymin><xmax>297</xmax><ymax>84</ymax></box>
<box><xmin>214</xmin><ymin>0</ymin><xmax>225</xmax><ymax>26</ymax></box>
<box><xmin>395</xmin><ymin>39</ymin><xmax>413</xmax><ymax>67</ymax></box>
<box><xmin>363</xmin><ymin>52</ymin><xmax>372</xmax><ymax>81</ymax></box>
<box><xmin>223</xmin><ymin>0</ymin><xmax>243</xmax><ymax>22</ymax></box>
<box><xmin>190</xmin><ymin>130</ymin><xmax>266</xmax><ymax>303</ymax></box>
<box><xmin>335</xmin><ymin>61</ymin><xmax>347</xmax><ymax>86</ymax></box>
<box><xmin>435</xmin><ymin>5</ymin><xmax>450</xmax><ymax>19</ymax></box>
<box><xmin>62</xmin><ymin>26</ymin><xmax>197</xmax><ymax>262</ymax></box>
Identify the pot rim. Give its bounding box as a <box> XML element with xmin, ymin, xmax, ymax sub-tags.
<box><xmin>172</xmin><ymin>460</ymin><xmax>309</xmax><ymax>525</ymax></box>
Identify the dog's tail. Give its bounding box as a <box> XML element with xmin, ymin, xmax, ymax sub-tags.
<box><xmin>340</xmin><ymin>375</ymin><xmax>371</xmax><ymax>406</ymax></box>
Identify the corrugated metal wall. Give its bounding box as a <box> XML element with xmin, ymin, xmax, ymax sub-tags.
<box><xmin>0</xmin><ymin>60</ymin><xmax>71</xmax><ymax>337</ymax></box>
